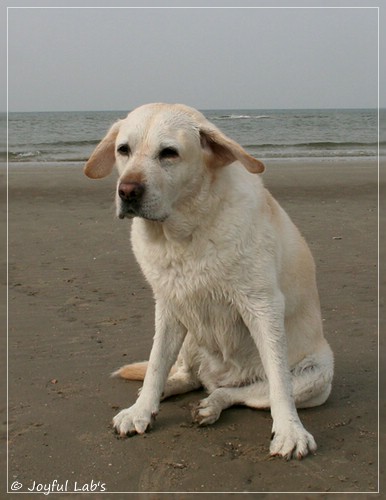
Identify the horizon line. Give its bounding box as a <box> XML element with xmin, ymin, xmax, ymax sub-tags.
<box><xmin>3</xmin><ymin>106</ymin><xmax>382</xmax><ymax>114</ymax></box>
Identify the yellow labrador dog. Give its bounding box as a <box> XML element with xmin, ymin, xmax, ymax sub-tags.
<box><xmin>85</xmin><ymin>103</ymin><xmax>333</xmax><ymax>460</ymax></box>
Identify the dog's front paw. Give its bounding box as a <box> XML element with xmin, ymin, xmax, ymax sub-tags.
<box><xmin>270</xmin><ymin>421</ymin><xmax>317</xmax><ymax>460</ymax></box>
<box><xmin>112</xmin><ymin>404</ymin><xmax>157</xmax><ymax>437</ymax></box>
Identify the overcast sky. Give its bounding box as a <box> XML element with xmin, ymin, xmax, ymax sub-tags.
<box><xmin>5</xmin><ymin>0</ymin><xmax>383</xmax><ymax>112</ymax></box>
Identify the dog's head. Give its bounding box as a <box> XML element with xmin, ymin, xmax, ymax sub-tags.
<box><xmin>85</xmin><ymin>103</ymin><xmax>265</xmax><ymax>222</ymax></box>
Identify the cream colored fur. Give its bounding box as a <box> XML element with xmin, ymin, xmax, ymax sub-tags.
<box><xmin>85</xmin><ymin>103</ymin><xmax>333</xmax><ymax>460</ymax></box>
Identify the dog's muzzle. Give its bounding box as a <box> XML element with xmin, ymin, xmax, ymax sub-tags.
<box><xmin>117</xmin><ymin>182</ymin><xmax>145</xmax><ymax>219</ymax></box>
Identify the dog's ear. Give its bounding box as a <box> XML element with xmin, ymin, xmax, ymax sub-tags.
<box><xmin>84</xmin><ymin>121</ymin><xmax>121</xmax><ymax>179</ymax></box>
<box><xmin>199</xmin><ymin>126</ymin><xmax>265</xmax><ymax>174</ymax></box>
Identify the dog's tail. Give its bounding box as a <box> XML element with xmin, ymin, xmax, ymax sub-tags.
<box><xmin>111</xmin><ymin>361</ymin><xmax>178</xmax><ymax>381</ymax></box>
<box><xmin>111</xmin><ymin>361</ymin><xmax>148</xmax><ymax>381</ymax></box>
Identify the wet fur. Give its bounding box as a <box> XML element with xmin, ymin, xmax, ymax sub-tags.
<box><xmin>85</xmin><ymin>103</ymin><xmax>333</xmax><ymax>460</ymax></box>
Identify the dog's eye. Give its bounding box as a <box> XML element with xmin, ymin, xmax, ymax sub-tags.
<box><xmin>117</xmin><ymin>143</ymin><xmax>131</xmax><ymax>156</ymax></box>
<box><xmin>159</xmin><ymin>147</ymin><xmax>179</xmax><ymax>160</ymax></box>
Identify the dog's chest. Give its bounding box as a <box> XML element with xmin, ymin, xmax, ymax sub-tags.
<box><xmin>131</xmin><ymin>221</ymin><xmax>262</xmax><ymax>374</ymax></box>
<box><xmin>133</xmin><ymin>223</ymin><xmax>237</xmax><ymax>296</ymax></box>
<box><xmin>134</xmin><ymin>222</ymin><xmax>242</xmax><ymax>310</ymax></box>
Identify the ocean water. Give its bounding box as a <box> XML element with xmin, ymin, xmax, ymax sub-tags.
<box><xmin>2</xmin><ymin>108</ymin><xmax>383</xmax><ymax>164</ymax></box>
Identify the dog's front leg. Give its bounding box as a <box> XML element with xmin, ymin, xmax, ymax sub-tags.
<box><xmin>236</xmin><ymin>290</ymin><xmax>317</xmax><ymax>460</ymax></box>
<box><xmin>113</xmin><ymin>302</ymin><xmax>186</xmax><ymax>437</ymax></box>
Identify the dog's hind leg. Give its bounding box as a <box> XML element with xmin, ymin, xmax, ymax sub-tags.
<box><xmin>193</xmin><ymin>344</ymin><xmax>333</xmax><ymax>425</ymax></box>
<box><xmin>192</xmin><ymin>383</ymin><xmax>270</xmax><ymax>426</ymax></box>
<box><xmin>162</xmin><ymin>369</ymin><xmax>202</xmax><ymax>399</ymax></box>
<box><xmin>161</xmin><ymin>333</ymin><xmax>202</xmax><ymax>399</ymax></box>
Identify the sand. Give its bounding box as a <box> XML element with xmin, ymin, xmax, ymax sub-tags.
<box><xmin>4</xmin><ymin>158</ymin><xmax>380</xmax><ymax>495</ymax></box>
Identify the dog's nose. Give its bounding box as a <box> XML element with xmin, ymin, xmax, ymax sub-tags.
<box><xmin>118</xmin><ymin>182</ymin><xmax>145</xmax><ymax>202</ymax></box>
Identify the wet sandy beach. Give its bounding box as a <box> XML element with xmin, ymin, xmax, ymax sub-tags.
<box><xmin>5</xmin><ymin>159</ymin><xmax>380</xmax><ymax>495</ymax></box>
